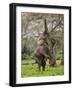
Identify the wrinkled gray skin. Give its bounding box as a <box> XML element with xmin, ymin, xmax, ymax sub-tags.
<box><xmin>34</xmin><ymin>42</ymin><xmax>51</xmax><ymax>71</ymax></box>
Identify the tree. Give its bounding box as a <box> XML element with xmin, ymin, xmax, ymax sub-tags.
<box><xmin>21</xmin><ymin>13</ymin><xmax>64</xmax><ymax>65</ymax></box>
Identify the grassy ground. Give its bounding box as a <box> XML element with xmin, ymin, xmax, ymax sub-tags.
<box><xmin>21</xmin><ymin>60</ymin><xmax>64</xmax><ymax>77</ymax></box>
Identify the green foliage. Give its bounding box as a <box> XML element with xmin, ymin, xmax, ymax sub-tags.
<box><xmin>56</xmin><ymin>50</ymin><xmax>62</xmax><ymax>60</ymax></box>
<box><xmin>22</xmin><ymin>53</ymin><xmax>33</xmax><ymax>60</ymax></box>
<box><xmin>21</xmin><ymin>60</ymin><xmax>64</xmax><ymax>77</ymax></box>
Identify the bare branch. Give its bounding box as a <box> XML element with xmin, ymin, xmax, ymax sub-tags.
<box><xmin>50</xmin><ymin>20</ymin><xmax>61</xmax><ymax>32</ymax></box>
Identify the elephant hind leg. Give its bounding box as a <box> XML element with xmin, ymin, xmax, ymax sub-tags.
<box><xmin>38</xmin><ymin>64</ymin><xmax>41</xmax><ymax>71</ymax></box>
<box><xmin>38</xmin><ymin>63</ymin><xmax>46</xmax><ymax>71</ymax></box>
<box><xmin>42</xmin><ymin>60</ymin><xmax>46</xmax><ymax>71</ymax></box>
<box><xmin>42</xmin><ymin>65</ymin><xmax>45</xmax><ymax>71</ymax></box>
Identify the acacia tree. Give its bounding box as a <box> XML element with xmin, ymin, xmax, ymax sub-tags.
<box><xmin>21</xmin><ymin>13</ymin><xmax>64</xmax><ymax>65</ymax></box>
<box><xmin>42</xmin><ymin>14</ymin><xmax>64</xmax><ymax>66</ymax></box>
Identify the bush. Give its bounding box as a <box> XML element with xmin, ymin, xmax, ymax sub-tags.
<box><xmin>56</xmin><ymin>50</ymin><xmax>62</xmax><ymax>60</ymax></box>
<box><xmin>22</xmin><ymin>53</ymin><xmax>32</xmax><ymax>60</ymax></box>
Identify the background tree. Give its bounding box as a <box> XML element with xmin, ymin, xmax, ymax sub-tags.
<box><xmin>21</xmin><ymin>12</ymin><xmax>64</xmax><ymax>65</ymax></box>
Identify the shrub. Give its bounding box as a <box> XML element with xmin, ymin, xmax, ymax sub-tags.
<box><xmin>56</xmin><ymin>50</ymin><xmax>62</xmax><ymax>60</ymax></box>
<box><xmin>22</xmin><ymin>53</ymin><xmax>32</xmax><ymax>60</ymax></box>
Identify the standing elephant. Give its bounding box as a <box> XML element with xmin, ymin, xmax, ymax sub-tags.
<box><xmin>33</xmin><ymin>38</ymin><xmax>51</xmax><ymax>71</ymax></box>
<box><xmin>33</xmin><ymin>19</ymin><xmax>53</xmax><ymax>71</ymax></box>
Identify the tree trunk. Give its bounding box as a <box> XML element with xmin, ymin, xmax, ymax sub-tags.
<box><xmin>61</xmin><ymin>47</ymin><xmax>64</xmax><ymax>65</ymax></box>
<box><xmin>49</xmin><ymin>44</ymin><xmax>56</xmax><ymax>66</ymax></box>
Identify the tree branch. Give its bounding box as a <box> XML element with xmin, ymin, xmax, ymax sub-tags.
<box><xmin>50</xmin><ymin>20</ymin><xmax>61</xmax><ymax>32</ymax></box>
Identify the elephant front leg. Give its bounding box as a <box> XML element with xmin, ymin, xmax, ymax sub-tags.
<box><xmin>42</xmin><ymin>65</ymin><xmax>45</xmax><ymax>71</ymax></box>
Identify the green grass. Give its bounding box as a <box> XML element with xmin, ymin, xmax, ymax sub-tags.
<box><xmin>21</xmin><ymin>60</ymin><xmax>64</xmax><ymax>77</ymax></box>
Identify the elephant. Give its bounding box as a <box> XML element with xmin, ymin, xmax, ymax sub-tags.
<box><xmin>33</xmin><ymin>40</ymin><xmax>51</xmax><ymax>71</ymax></box>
